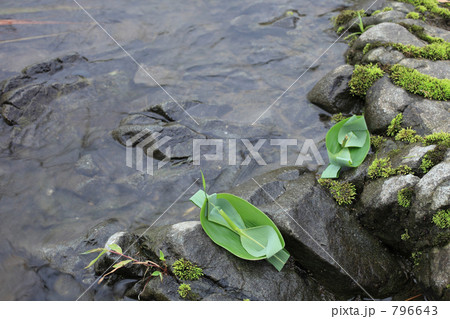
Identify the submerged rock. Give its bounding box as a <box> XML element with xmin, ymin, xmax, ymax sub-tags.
<box><xmin>307</xmin><ymin>65</ymin><xmax>363</xmax><ymax>114</ymax></box>
<box><xmin>97</xmin><ymin>222</ymin><xmax>335</xmax><ymax>301</ymax></box>
<box><xmin>229</xmin><ymin>167</ymin><xmax>408</xmax><ymax>297</ymax></box>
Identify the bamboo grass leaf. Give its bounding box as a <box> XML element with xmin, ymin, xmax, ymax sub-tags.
<box><xmin>108</xmin><ymin>244</ymin><xmax>122</xmax><ymax>254</ymax></box>
<box><xmin>240</xmin><ymin>225</ymin><xmax>282</xmax><ymax>258</ymax></box>
<box><xmin>321</xmin><ymin>115</ymin><xmax>370</xmax><ymax>179</ymax></box>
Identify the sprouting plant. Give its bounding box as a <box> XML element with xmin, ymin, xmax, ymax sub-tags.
<box><xmin>432</xmin><ymin>209</ymin><xmax>450</xmax><ymax>229</ymax></box>
<box><xmin>363</xmin><ymin>43</ymin><xmax>371</xmax><ymax>55</ymax></box>
<box><xmin>321</xmin><ymin>115</ymin><xmax>370</xmax><ymax>179</ymax></box>
<box><xmin>387</xmin><ymin>113</ymin><xmax>403</xmax><ymax>136</ymax></box>
<box><xmin>401</xmin><ymin>229</ymin><xmax>410</xmax><ymax>241</ymax></box>
<box><xmin>398</xmin><ymin>187</ymin><xmax>414</xmax><ymax>208</ymax></box>
<box><xmin>82</xmin><ymin>245</ymin><xmax>168</xmax><ymax>298</ymax></box>
<box><xmin>395</xmin><ymin>128</ymin><xmax>423</xmax><ymax>143</ymax></box>
<box><xmin>420</xmin><ymin>155</ymin><xmax>434</xmax><ymax>173</ymax></box>
<box><xmin>344</xmin><ymin>12</ymin><xmax>373</xmax><ymax>40</ymax></box>
<box><xmin>178</xmin><ymin>283</ymin><xmax>191</xmax><ymax>299</ymax></box>
<box><xmin>172</xmin><ymin>258</ymin><xmax>204</xmax><ymax>281</ymax></box>
<box><xmin>319</xmin><ymin>179</ymin><xmax>356</xmax><ymax>205</ymax></box>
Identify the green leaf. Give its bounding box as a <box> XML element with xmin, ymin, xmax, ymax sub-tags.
<box><xmin>159</xmin><ymin>250</ymin><xmax>165</xmax><ymax>262</ymax></box>
<box><xmin>108</xmin><ymin>243</ymin><xmax>122</xmax><ymax>254</ymax></box>
<box><xmin>201</xmin><ymin>170</ymin><xmax>206</xmax><ymax>192</ymax></box>
<box><xmin>207</xmin><ymin>197</ymin><xmax>246</xmax><ymax>230</ymax></box>
<box><xmin>199</xmin><ymin>193</ymin><xmax>289</xmax><ymax>271</ymax></box>
<box><xmin>81</xmin><ymin>248</ymin><xmax>104</xmax><ymax>255</ymax></box>
<box><xmin>151</xmin><ymin>271</ymin><xmax>161</xmax><ymax>276</ymax></box>
<box><xmin>321</xmin><ymin>164</ymin><xmax>341</xmax><ymax>179</ymax></box>
<box><xmin>84</xmin><ymin>249</ymin><xmax>106</xmax><ymax>269</ymax></box>
<box><xmin>190</xmin><ymin>189</ymin><xmax>207</xmax><ymax>208</ymax></box>
<box><xmin>322</xmin><ymin>115</ymin><xmax>370</xmax><ymax>179</ymax></box>
<box><xmin>267</xmin><ymin>248</ymin><xmax>290</xmax><ymax>271</ymax></box>
<box><xmin>240</xmin><ymin>225</ymin><xmax>282</xmax><ymax>258</ymax></box>
<box><xmin>113</xmin><ymin>259</ymin><xmax>132</xmax><ymax>268</ymax></box>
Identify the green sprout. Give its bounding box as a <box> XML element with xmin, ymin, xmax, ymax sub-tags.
<box><xmin>401</xmin><ymin>229</ymin><xmax>411</xmax><ymax>241</ymax></box>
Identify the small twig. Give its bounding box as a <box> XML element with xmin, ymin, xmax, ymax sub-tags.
<box><xmin>405</xmin><ymin>294</ymin><xmax>422</xmax><ymax>301</ymax></box>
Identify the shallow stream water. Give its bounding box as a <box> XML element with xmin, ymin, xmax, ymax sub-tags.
<box><xmin>0</xmin><ymin>0</ymin><xmax>358</xmax><ymax>300</ymax></box>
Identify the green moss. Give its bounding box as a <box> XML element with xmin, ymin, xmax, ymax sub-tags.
<box><xmin>178</xmin><ymin>283</ymin><xmax>191</xmax><ymax>299</ymax></box>
<box><xmin>362</xmin><ymin>43</ymin><xmax>371</xmax><ymax>55</ymax></box>
<box><xmin>337</xmin><ymin>26</ymin><xmax>345</xmax><ymax>34</ymax></box>
<box><xmin>395</xmin><ymin>127</ymin><xmax>423</xmax><ymax>143</ymax></box>
<box><xmin>172</xmin><ymin>259</ymin><xmax>203</xmax><ymax>281</ymax></box>
<box><xmin>371</xmin><ymin>134</ymin><xmax>386</xmax><ymax>150</ymax></box>
<box><xmin>398</xmin><ymin>187</ymin><xmax>414</xmax><ymax>208</ymax></box>
<box><xmin>399</xmin><ymin>24</ymin><xmax>444</xmax><ymax>44</ymax></box>
<box><xmin>334</xmin><ymin>9</ymin><xmax>366</xmax><ymax>27</ymax></box>
<box><xmin>390</xmin><ymin>65</ymin><xmax>450</xmax><ymax>101</ymax></box>
<box><xmin>420</xmin><ymin>144</ymin><xmax>447</xmax><ymax>173</ymax></box>
<box><xmin>422</xmin><ymin>131</ymin><xmax>450</xmax><ymax>147</ymax></box>
<box><xmin>368</xmin><ymin>157</ymin><xmax>394</xmax><ymax>178</ymax></box>
<box><xmin>399</xmin><ymin>0</ymin><xmax>450</xmax><ymax>19</ymax></box>
<box><xmin>383</xmin><ymin>7</ymin><xmax>393</xmax><ymax>12</ymax></box>
<box><xmin>318</xmin><ymin>179</ymin><xmax>356</xmax><ymax>205</ymax></box>
<box><xmin>432</xmin><ymin>232</ymin><xmax>450</xmax><ymax>247</ymax></box>
<box><xmin>432</xmin><ymin>209</ymin><xmax>450</xmax><ymax>229</ymax></box>
<box><xmin>406</xmin><ymin>11</ymin><xmax>420</xmax><ymax>19</ymax></box>
<box><xmin>395</xmin><ymin>165</ymin><xmax>413</xmax><ymax>175</ymax></box>
<box><xmin>349</xmin><ymin>63</ymin><xmax>384</xmax><ymax>97</ymax></box>
<box><xmin>372</xmin><ymin>10</ymin><xmax>381</xmax><ymax>15</ymax></box>
<box><xmin>368</xmin><ymin>156</ymin><xmax>412</xmax><ymax>179</ymax></box>
<box><xmin>417</xmin><ymin>5</ymin><xmax>427</xmax><ymax>13</ymax></box>
<box><xmin>387</xmin><ymin>113</ymin><xmax>403</xmax><ymax>137</ymax></box>
<box><xmin>391</xmin><ymin>41</ymin><xmax>450</xmax><ymax>61</ymax></box>
<box><xmin>411</xmin><ymin>251</ymin><xmax>423</xmax><ymax>267</ymax></box>
<box><xmin>330</xmin><ymin>113</ymin><xmax>348</xmax><ymax>123</ymax></box>
<box><xmin>401</xmin><ymin>229</ymin><xmax>411</xmax><ymax>240</ymax></box>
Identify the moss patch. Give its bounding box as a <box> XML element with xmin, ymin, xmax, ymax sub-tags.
<box><xmin>399</xmin><ymin>0</ymin><xmax>450</xmax><ymax>19</ymax></box>
<box><xmin>333</xmin><ymin>9</ymin><xmax>365</xmax><ymax>28</ymax></box>
<box><xmin>178</xmin><ymin>283</ymin><xmax>191</xmax><ymax>299</ymax></box>
<box><xmin>172</xmin><ymin>258</ymin><xmax>203</xmax><ymax>281</ymax></box>
<box><xmin>432</xmin><ymin>209</ymin><xmax>450</xmax><ymax>229</ymax></box>
<box><xmin>349</xmin><ymin>63</ymin><xmax>384</xmax><ymax>97</ymax></box>
<box><xmin>420</xmin><ymin>144</ymin><xmax>447</xmax><ymax>173</ymax></box>
<box><xmin>422</xmin><ymin>131</ymin><xmax>450</xmax><ymax>147</ymax></box>
<box><xmin>395</xmin><ymin>127</ymin><xmax>423</xmax><ymax>143</ymax></box>
<box><xmin>318</xmin><ymin>179</ymin><xmax>356</xmax><ymax>205</ymax></box>
<box><xmin>398</xmin><ymin>187</ymin><xmax>414</xmax><ymax>208</ymax></box>
<box><xmin>406</xmin><ymin>11</ymin><xmax>421</xmax><ymax>19</ymax></box>
<box><xmin>368</xmin><ymin>156</ymin><xmax>412</xmax><ymax>179</ymax></box>
<box><xmin>387</xmin><ymin>113</ymin><xmax>403</xmax><ymax>137</ymax></box>
<box><xmin>330</xmin><ymin>113</ymin><xmax>348</xmax><ymax>123</ymax></box>
<box><xmin>371</xmin><ymin>134</ymin><xmax>386</xmax><ymax>150</ymax></box>
<box><xmin>390</xmin><ymin>64</ymin><xmax>450</xmax><ymax>101</ymax></box>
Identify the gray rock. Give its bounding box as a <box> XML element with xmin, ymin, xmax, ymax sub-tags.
<box><xmin>396</xmin><ymin>20</ymin><xmax>450</xmax><ymax>42</ymax></box>
<box><xmin>353</xmin><ymin>23</ymin><xmax>426</xmax><ymax>50</ymax></box>
<box><xmin>399</xmin><ymin>59</ymin><xmax>450</xmax><ymax>80</ymax></box>
<box><xmin>363</xmin><ymin>47</ymin><xmax>405</xmax><ymax>65</ymax></box>
<box><xmin>414</xmin><ymin>160</ymin><xmax>450</xmax><ymax>219</ymax></box>
<box><xmin>414</xmin><ymin>244</ymin><xmax>450</xmax><ymax>300</ymax></box>
<box><xmin>99</xmin><ymin>222</ymin><xmax>335</xmax><ymax>301</ymax></box>
<box><xmin>347</xmin><ymin>11</ymin><xmax>407</xmax><ymax>33</ymax></box>
<box><xmin>365</xmin><ymin>76</ymin><xmax>417</xmax><ymax>133</ymax></box>
<box><xmin>361</xmin><ymin>174</ymin><xmax>420</xmax><ymax>211</ymax></box>
<box><xmin>403</xmin><ymin>100</ymin><xmax>450</xmax><ymax>135</ymax></box>
<box><xmin>307</xmin><ymin>65</ymin><xmax>363</xmax><ymax>114</ymax></box>
<box><xmin>390</xmin><ymin>144</ymin><xmax>436</xmax><ymax>174</ymax></box>
<box><xmin>143</xmin><ymin>100</ymin><xmax>202</xmax><ymax>122</ymax></box>
<box><xmin>231</xmin><ymin>168</ymin><xmax>408</xmax><ymax>297</ymax></box>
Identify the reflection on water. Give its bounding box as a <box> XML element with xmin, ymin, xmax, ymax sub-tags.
<box><xmin>0</xmin><ymin>0</ymin><xmax>351</xmax><ymax>300</ymax></box>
